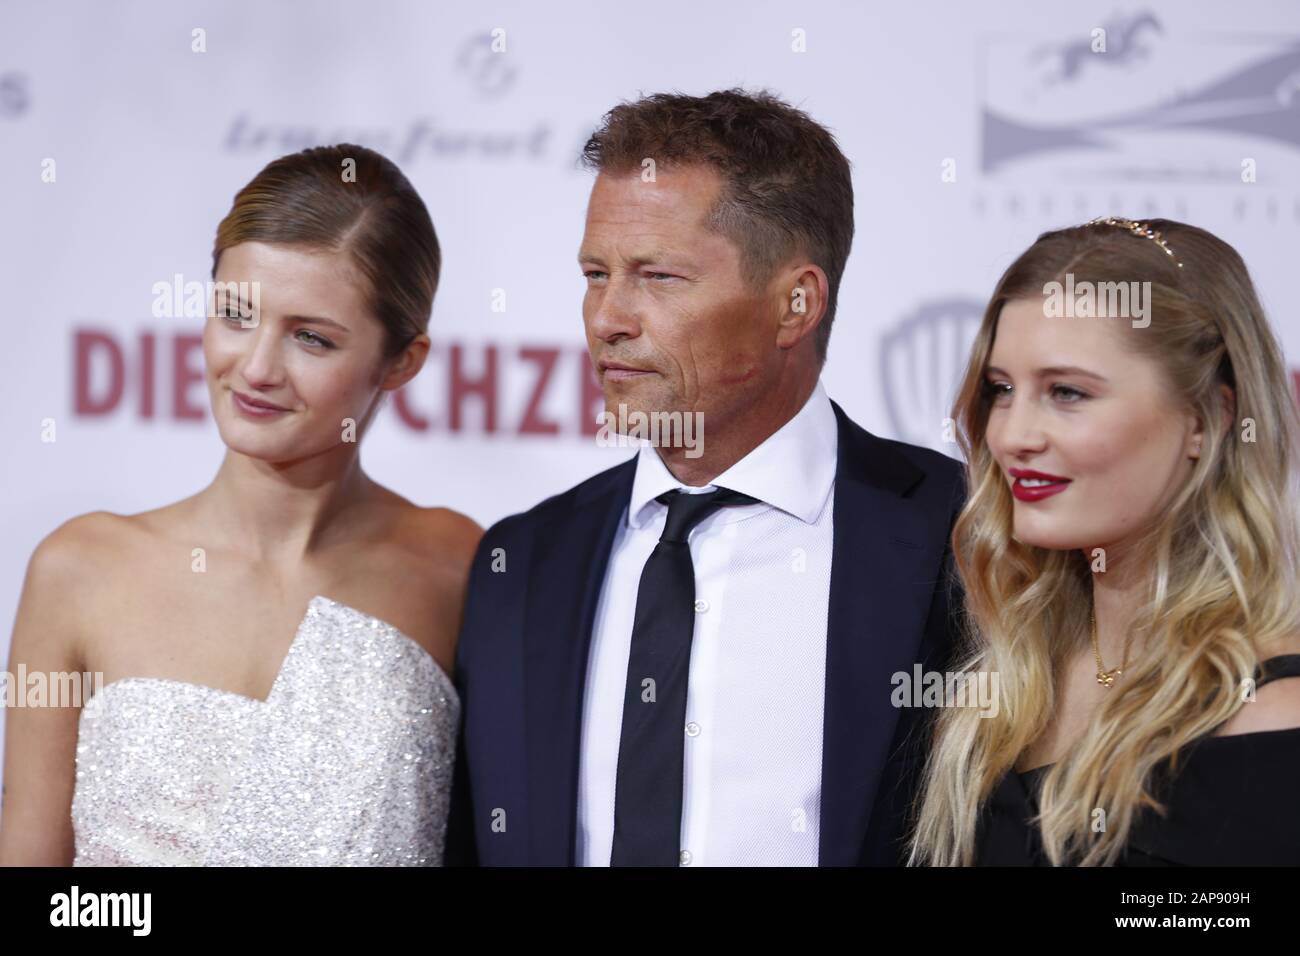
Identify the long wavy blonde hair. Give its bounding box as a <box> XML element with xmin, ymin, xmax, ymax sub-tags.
<box><xmin>907</xmin><ymin>218</ymin><xmax>1300</xmax><ymax>866</ymax></box>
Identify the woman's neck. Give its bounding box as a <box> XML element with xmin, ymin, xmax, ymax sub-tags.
<box><xmin>195</xmin><ymin>444</ymin><xmax>372</xmax><ymax>563</ymax></box>
<box><xmin>1086</xmin><ymin>542</ymin><xmax>1153</xmax><ymax>667</ymax></box>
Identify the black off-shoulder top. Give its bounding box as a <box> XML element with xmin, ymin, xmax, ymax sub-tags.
<box><xmin>975</xmin><ymin>655</ymin><xmax>1300</xmax><ymax>865</ymax></box>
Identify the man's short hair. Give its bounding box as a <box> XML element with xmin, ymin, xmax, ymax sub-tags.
<box><xmin>580</xmin><ymin>88</ymin><xmax>855</xmax><ymax>366</ymax></box>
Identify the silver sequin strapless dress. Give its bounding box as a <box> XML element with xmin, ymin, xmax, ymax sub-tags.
<box><xmin>71</xmin><ymin>595</ymin><xmax>459</xmax><ymax>866</ymax></box>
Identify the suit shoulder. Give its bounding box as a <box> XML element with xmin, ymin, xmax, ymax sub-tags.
<box><xmin>831</xmin><ymin>399</ymin><xmax>964</xmax><ymax>494</ymax></box>
<box><xmin>876</xmin><ymin>436</ymin><xmax>965</xmax><ymax>487</ymax></box>
<box><xmin>883</xmin><ymin>438</ymin><xmax>967</xmax><ymax>518</ymax></box>
<box><xmin>479</xmin><ymin>454</ymin><xmax>636</xmax><ymax>543</ymax></box>
<box><xmin>838</xmin><ymin>413</ymin><xmax>966</xmax><ymax>508</ymax></box>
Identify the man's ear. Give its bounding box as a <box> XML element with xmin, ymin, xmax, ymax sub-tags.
<box><xmin>774</xmin><ymin>263</ymin><xmax>828</xmax><ymax>352</ymax></box>
<box><xmin>379</xmin><ymin>334</ymin><xmax>431</xmax><ymax>391</ymax></box>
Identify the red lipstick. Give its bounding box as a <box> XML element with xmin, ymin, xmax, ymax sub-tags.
<box><xmin>1009</xmin><ymin>467</ymin><xmax>1071</xmax><ymax>502</ymax></box>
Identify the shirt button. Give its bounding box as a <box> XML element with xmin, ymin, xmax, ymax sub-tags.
<box><xmin>679</xmin><ymin>850</ymin><xmax>692</xmax><ymax>865</ymax></box>
<box><xmin>694</xmin><ymin>598</ymin><xmax>709</xmax><ymax>613</ymax></box>
<box><xmin>685</xmin><ymin>722</ymin><xmax>701</xmax><ymax>737</ymax></box>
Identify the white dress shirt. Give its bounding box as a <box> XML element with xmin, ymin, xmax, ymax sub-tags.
<box><xmin>575</xmin><ymin>379</ymin><xmax>839</xmax><ymax>866</ymax></box>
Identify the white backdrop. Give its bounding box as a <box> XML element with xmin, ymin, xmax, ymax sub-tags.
<box><xmin>3</xmin><ymin>0</ymin><xmax>1300</xmax><ymax>793</ymax></box>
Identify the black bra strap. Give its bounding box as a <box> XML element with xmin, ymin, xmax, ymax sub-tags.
<box><xmin>1253</xmin><ymin>654</ymin><xmax>1300</xmax><ymax>688</ymax></box>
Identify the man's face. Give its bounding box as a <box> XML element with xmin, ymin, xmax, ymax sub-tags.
<box><xmin>578</xmin><ymin>165</ymin><xmax>783</xmax><ymax>433</ymax></box>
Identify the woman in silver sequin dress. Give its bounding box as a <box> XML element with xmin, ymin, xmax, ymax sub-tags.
<box><xmin>0</xmin><ymin>145</ymin><xmax>480</xmax><ymax>866</ymax></box>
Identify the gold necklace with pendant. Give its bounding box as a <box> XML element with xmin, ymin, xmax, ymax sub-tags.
<box><xmin>1092</xmin><ymin>606</ymin><xmax>1131</xmax><ymax>687</ymax></box>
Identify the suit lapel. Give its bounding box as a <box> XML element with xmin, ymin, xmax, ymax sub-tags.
<box><xmin>819</xmin><ymin>401</ymin><xmax>937</xmax><ymax>865</ymax></box>
<box><xmin>522</xmin><ymin>458</ymin><xmax>634</xmax><ymax>864</ymax></box>
<box><xmin>519</xmin><ymin>404</ymin><xmax>942</xmax><ymax>866</ymax></box>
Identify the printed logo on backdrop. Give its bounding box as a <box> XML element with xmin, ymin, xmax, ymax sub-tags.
<box><xmin>981</xmin><ymin>10</ymin><xmax>1300</xmax><ymax>179</ymax></box>
<box><xmin>974</xmin><ymin>11</ymin><xmax>1300</xmax><ymax>400</ymax></box>
<box><xmin>0</xmin><ymin>72</ymin><xmax>29</xmax><ymax>118</ymax></box>
<box><xmin>221</xmin><ymin>30</ymin><xmax>547</xmax><ymax>164</ymax></box>
<box><xmin>456</xmin><ymin>30</ymin><xmax>517</xmax><ymax>98</ymax></box>
<box><xmin>879</xmin><ymin>299</ymin><xmax>982</xmax><ymax>457</ymax></box>
<box><xmin>879</xmin><ymin>298</ymin><xmax>1300</xmax><ymax>448</ymax></box>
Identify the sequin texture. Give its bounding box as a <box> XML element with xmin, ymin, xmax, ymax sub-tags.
<box><xmin>71</xmin><ymin>595</ymin><xmax>459</xmax><ymax>866</ymax></box>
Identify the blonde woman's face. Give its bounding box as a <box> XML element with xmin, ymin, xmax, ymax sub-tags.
<box><xmin>983</xmin><ymin>295</ymin><xmax>1202</xmax><ymax>560</ymax></box>
<box><xmin>203</xmin><ymin>241</ymin><xmax>389</xmax><ymax>463</ymax></box>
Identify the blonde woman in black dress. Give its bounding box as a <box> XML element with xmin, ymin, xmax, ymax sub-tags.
<box><xmin>908</xmin><ymin>218</ymin><xmax>1300</xmax><ymax>866</ymax></box>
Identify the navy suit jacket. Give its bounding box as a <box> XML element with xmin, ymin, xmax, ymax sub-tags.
<box><xmin>445</xmin><ymin>400</ymin><xmax>967</xmax><ymax>866</ymax></box>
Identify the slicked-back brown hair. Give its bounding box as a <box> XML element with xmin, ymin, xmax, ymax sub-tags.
<box><xmin>212</xmin><ymin>143</ymin><xmax>440</xmax><ymax>361</ymax></box>
<box><xmin>580</xmin><ymin>88</ymin><xmax>854</xmax><ymax>366</ymax></box>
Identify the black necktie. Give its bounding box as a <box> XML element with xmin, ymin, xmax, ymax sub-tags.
<box><xmin>610</xmin><ymin>486</ymin><xmax>759</xmax><ymax>866</ymax></box>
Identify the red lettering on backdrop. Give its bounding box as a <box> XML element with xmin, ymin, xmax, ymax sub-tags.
<box><xmin>172</xmin><ymin>334</ymin><xmax>205</xmax><ymax>420</ymax></box>
<box><xmin>71</xmin><ymin>330</ymin><xmax>612</xmax><ymax>433</ymax></box>
<box><xmin>74</xmin><ymin>330</ymin><xmax>124</xmax><ymax>415</ymax></box>
<box><xmin>518</xmin><ymin>347</ymin><xmax>560</xmax><ymax>435</ymax></box>
<box><xmin>393</xmin><ymin>388</ymin><xmax>430</xmax><ymax>431</ymax></box>
<box><xmin>449</xmin><ymin>343</ymin><xmax>497</xmax><ymax>433</ymax></box>
<box><xmin>580</xmin><ymin>353</ymin><xmax>603</xmax><ymax>436</ymax></box>
<box><xmin>139</xmin><ymin>332</ymin><xmax>155</xmax><ymax>419</ymax></box>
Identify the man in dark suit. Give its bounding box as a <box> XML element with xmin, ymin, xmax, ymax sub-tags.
<box><xmin>446</xmin><ymin>88</ymin><xmax>965</xmax><ymax>866</ymax></box>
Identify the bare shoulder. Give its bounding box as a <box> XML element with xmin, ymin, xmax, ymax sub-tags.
<box><xmin>1261</xmin><ymin>630</ymin><xmax>1300</xmax><ymax>657</ymax></box>
<box><xmin>376</xmin><ymin>502</ymin><xmax>483</xmax><ymax>672</ymax></box>
<box><xmin>12</xmin><ymin>511</ymin><xmax>131</xmax><ymax>668</ymax></box>
<box><xmin>372</xmin><ymin>483</ymin><xmax>481</xmax><ymax>563</ymax></box>
<box><xmin>416</xmin><ymin>507</ymin><xmax>485</xmax><ymax>563</ymax></box>
<box><xmin>26</xmin><ymin>510</ymin><xmax>132</xmax><ymax>588</ymax></box>
<box><xmin>1213</xmin><ymin>632</ymin><xmax>1300</xmax><ymax>737</ymax></box>
<box><xmin>19</xmin><ymin>502</ymin><xmax>192</xmax><ymax>628</ymax></box>
<box><xmin>398</xmin><ymin>505</ymin><xmax>483</xmax><ymax>598</ymax></box>
<box><xmin>31</xmin><ymin>503</ymin><xmax>189</xmax><ymax>578</ymax></box>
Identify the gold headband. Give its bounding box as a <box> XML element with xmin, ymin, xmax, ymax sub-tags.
<box><xmin>1086</xmin><ymin>216</ymin><xmax>1183</xmax><ymax>268</ymax></box>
